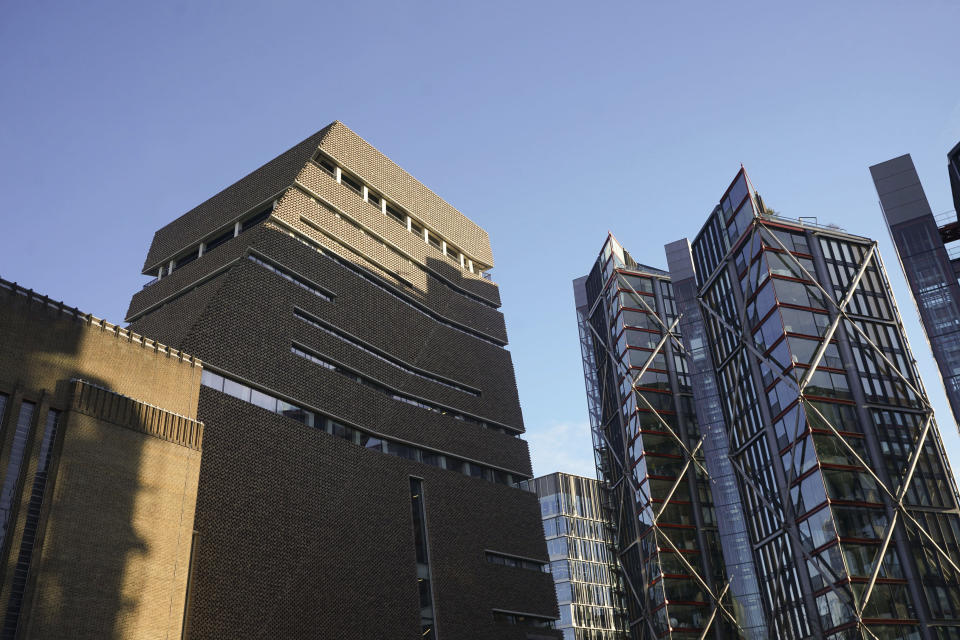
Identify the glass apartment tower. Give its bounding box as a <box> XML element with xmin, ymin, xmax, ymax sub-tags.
<box><xmin>574</xmin><ymin>237</ymin><xmax>737</xmax><ymax>640</ymax></box>
<box><xmin>672</xmin><ymin>168</ymin><xmax>960</xmax><ymax>639</ymax></box>
<box><xmin>870</xmin><ymin>147</ymin><xmax>960</xmax><ymax>428</ymax></box>
<box><xmin>527</xmin><ymin>472</ymin><xmax>628</xmax><ymax>640</ymax></box>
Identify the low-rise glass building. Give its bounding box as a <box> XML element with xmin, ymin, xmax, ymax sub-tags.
<box><xmin>527</xmin><ymin>472</ymin><xmax>628</xmax><ymax>640</ymax></box>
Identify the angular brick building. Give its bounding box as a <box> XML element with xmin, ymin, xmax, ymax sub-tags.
<box><xmin>124</xmin><ymin>121</ymin><xmax>559</xmax><ymax>639</ymax></box>
<box><xmin>0</xmin><ymin>278</ymin><xmax>203</xmax><ymax>639</ymax></box>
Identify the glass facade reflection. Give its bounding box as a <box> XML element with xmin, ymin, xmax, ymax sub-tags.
<box><xmin>574</xmin><ymin>237</ymin><xmax>736</xmax><ymax>639</ymax></box>
<box><xmin>681</xmin><ymin>168</ymin><xmax>960</xmax><ymax>640</ymax></box>
<box><xmin>528</xmin><ymin>472</ymin><xmax>627</xmax><ymax>640</ymax></box>
<box><xmin>871</xmin><ymin>150</ymin><xmax>960</xmax><ymax>430</ymax></box>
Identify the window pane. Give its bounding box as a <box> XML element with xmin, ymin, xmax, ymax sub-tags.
<box><xmin>250</xmin><ymin>388</ymin><xmax>277</xmax><ymax>412</ymax></box>
<box><xmin>223</xmin><ymin>378</ymin><xmax>251</xmax><ymax>402</ymax></box>
<box><xmin>200</xmin><ymin>369</ymin><xmax>225</xmax><ymax>391</ymax></box>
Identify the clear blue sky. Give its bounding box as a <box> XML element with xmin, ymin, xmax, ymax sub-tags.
<box><xmin>2</xmin><ymin>2</ymin><xmax>959</xmax><ymax>479</ymax></box>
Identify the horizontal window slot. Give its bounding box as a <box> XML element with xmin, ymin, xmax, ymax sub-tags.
<box><xmin>204</xmin><ymin>230</ymin><xmax>234</xmax><ymax>253</ymax></box>
<box><xmin>385</xmin><ymin>203</ymin><xmax>405</xmax><ymax>224</ymax></box>
<box><xmin>315</xmin><ymin>155</ymin><xmax>336</xmax><ymax>175</ymax></box>
<box><xmin>174</xmin><ymin>252</ymin><xmax>197</xmax><ymax>269</ymax></box>
<box><xmin>281</xmin><ymin>221</ymin><xmax>507</xmax><ymax>347</ymax></box>
<box><xmin>248</xmin><ymin>254</ymin><xmax>334</xmax><ymax>302</ymax></box>
<box><xmin>241</xmin><ymin>206</ymin><xmax>272</xmax><ymax>232</ymax></box>
<box><xmin>294</xmin><ymin>308</ymin><xmax>480</xmax><ymax>396</ymax></box>
<box><xmin>340</xmin><ymin>172</ymin><xmax>363</xmax><ymax>194</ymax></box>
<box><xmin>290</xmin><ymin>342</ymin><xmax>514</xmax><ymax>434</ymax></box>
<box><xmin>492</xmin><ymin>610</ymin><xmax>556</xmax><ymax>629</ymax></box>
<box><xmin>200</xmin><ymin>368</ymin><xmax>524</xmax><ymax>486</ymax></box>
<box><xmin>485</xmin><ymin>551</ymin><xmax>550</xmax><ymax>573</ymax></box>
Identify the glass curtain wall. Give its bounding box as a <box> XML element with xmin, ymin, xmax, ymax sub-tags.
<box><xmin>575</xmin><ymin>236</ymin><xmax>735</xmax><ymax>640</ymax></box>
<box><xmin>689</xmin><ymin>168</ymin><xmax>960</xmax><ymax>640</ymax></box>
<box><xmin>531</xmin><ymin>472</ymin><xmax>628</xmax><ymax>640</ymax></box>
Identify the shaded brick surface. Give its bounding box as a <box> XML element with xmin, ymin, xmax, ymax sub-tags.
<box><xmin>126</xmin><ymin>124</ymin><xmax>560</xmax><ymax>639</ymax></box>
<box><xmin>192</xmin><ymin>389</ymin><xmax>557</xmax><ymax>640</ymax></box>
<box><xmin>23</xmin><ymin>408</ymin><xmax>200</xmax><ymax>640</ymax></box>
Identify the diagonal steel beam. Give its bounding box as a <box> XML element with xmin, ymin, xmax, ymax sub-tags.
<box><xmin>698</xmin><ymin>582</ymin><xmax>732</xmax><ymax>640</ymax></box>
<box><xmin>757</xmin><ymin>222</ymin><xmax>930</xmax><ymax>407</ymax></box>
<box><xmin>586</xmin><ymin>274</ymin><xmax>743</xmax><ymax>637</ymax></box>
<box><xmin>797</xmin><ymin>244</ymin><xmax>875</xmax><ymax>391</ymax></box>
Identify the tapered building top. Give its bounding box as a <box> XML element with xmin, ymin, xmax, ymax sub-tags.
<box><xmin>122</xmin><ymin>121</ymin><xmax>557</xmax><ymax>638</ymax></box>
<box><xmin>142</xmin><ymin>120</ymin><xmax>494</xmax><ymax>276</ymax></box>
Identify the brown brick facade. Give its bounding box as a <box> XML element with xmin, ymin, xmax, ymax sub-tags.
<box><xmin>313</xmin><ymin>121</ymin><xmax>495</xmax><ymax>268</ymax></box>
<box><xmin>127</xmin><ymin>121</ymin><xmax>559</xmax><ymax>639</ymax></box>
<box><xmin>191</xmin><ymin>389</ymin><xmax>557</xmax><ymax>640</ymax></box>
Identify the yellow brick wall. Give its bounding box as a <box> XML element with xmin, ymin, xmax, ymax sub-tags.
<box><xmin>21</xmin><ymin>410</ymin><xmax>200</xmax><ymax>639</ymax></box>
<box><xmin>0</xmin><ymin>282</ymin><xmax>203</xmax><ymax>639</ymax></box>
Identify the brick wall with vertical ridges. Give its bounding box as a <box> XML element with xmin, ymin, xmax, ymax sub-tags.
<box><xmin>0</xmin><ymin>280</ymin><xmax>203</xmax><ymax>639</ymax></box>
<box><xmin>21</xmin><ymin>409</ymin><xmax>200</xmax><ymax>639</ymax></box>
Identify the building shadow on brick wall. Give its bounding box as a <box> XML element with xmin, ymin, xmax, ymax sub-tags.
<box><xmin>0</xmin><ymin>284</ymin><xmax>198</xmax><ymax>640</ymax></box>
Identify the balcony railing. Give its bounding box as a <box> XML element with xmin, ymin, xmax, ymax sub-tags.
<box><xmin>935</xmin><ymin>209</ymin><xmax>958</xmax><ymax>227</ymax></box>
<box><xmin>761</xmin><ymin>212</ymin><xmax>848</xmax><ymax>234</ymax></box>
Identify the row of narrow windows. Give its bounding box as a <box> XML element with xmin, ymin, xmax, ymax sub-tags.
<box><xmin>492</xmin><ymin>610</ymin><xmax>556</xmax><ymax>629</ymax></box>
<box><xmin>312</xmin><ymin>152</ymin><xmax>491</xmax><ymax>278</ymax></box>
<box><xmin>200</xmin><ymin>369</ymin><xmax>526</xmax><ymax>486</ymax></box>
<box><xmin>241</xmin><ymin>253</ymin><xmax>515</xmax><ymax>435</ymax></box>
<box><xmin>485</xmin><ymin>551</ymin><xmax>550</xmax><ymax>573</ymax></box>
<box><xmin>137</xmin><ymin>225</ymin><xmax>505</xmax><ymax>351</ymax></box>
<box><xmin>293</xmin><ymin>308</ymin><xmax>480</xmax><ymax>397</ymax></box>
<box><xmin>145</xmin><ymin>152</ymin><xmax>496</xmax><ymax>299</ymax></box>
<box><xmin>299</xmin><ymin>206</ymin><xmax>498</xmax><ymax>309</ymax></box>
<box><xmin>290</xmin><ymin>342</ymin><xmax>515</xmax><ymax>435</ymax></box>
<box><xmin>145</xmin><ymin>203</ymin><xmax>273</xmax><ymax>286</ymax></box>
<box><xmin>241</xmin><ymin>254</ymin><xmax>497</xmax><ymax>418</ymax></box>
<box><xmin>248</xmin><ymin>255</ymin><xmax>334</xmax><ymax>301</ymax></box>
<box><xmin>146</xmin><ymin>188</ymin><xmax>498</xmax><ymax>316</ymax></box>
